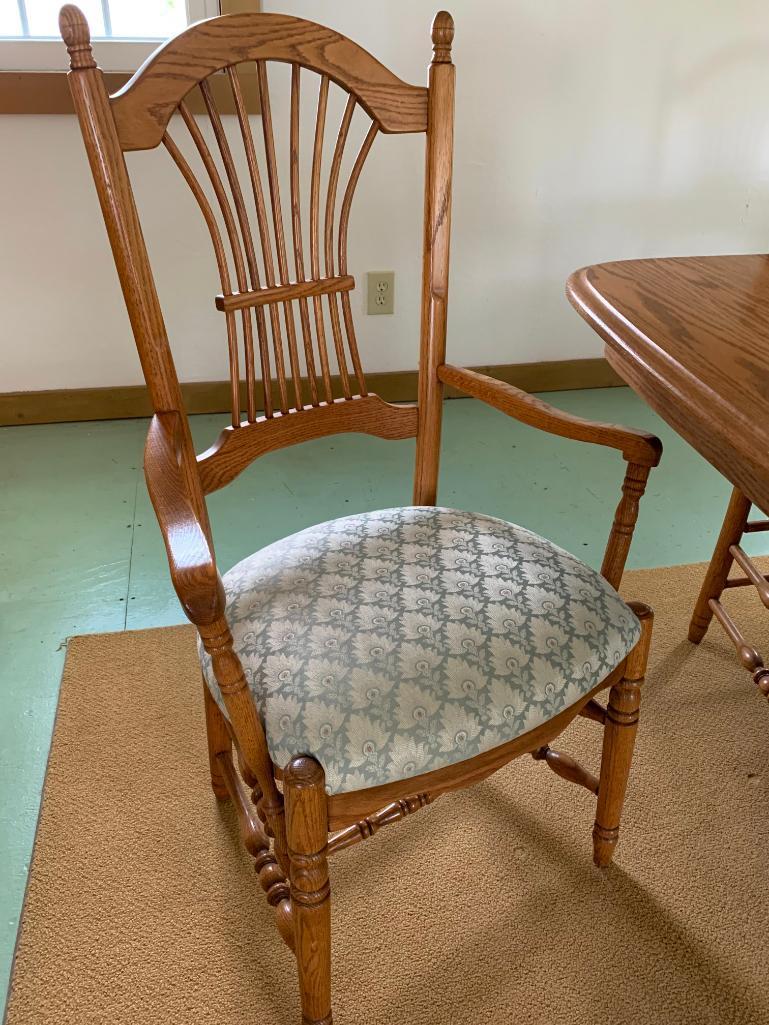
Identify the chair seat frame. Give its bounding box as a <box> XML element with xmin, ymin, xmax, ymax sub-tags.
<box><xmin>60</xmin><ymin>5</ymin><xmax>662</xmax><ymax>1022</ymax></box>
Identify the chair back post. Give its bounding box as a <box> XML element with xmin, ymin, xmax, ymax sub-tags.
<box><xmin>59</xmin><ymin>4</ymin><xmax>210</xmax><ymax>537</ymax></box>
<box><xmin>413</xmin><ymin>11</ymin><xmax>455</xmax><ymax>506</ymax></box>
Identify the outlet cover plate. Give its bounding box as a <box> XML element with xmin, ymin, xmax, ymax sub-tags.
<box><xmin>366</xmin><ymin>271</ymin><xmax>395</xmax><ymax>315</ymax></box>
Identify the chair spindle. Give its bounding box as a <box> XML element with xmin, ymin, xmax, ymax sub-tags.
<box><xmin>199</xmin><ymin>78</ymin><xmax>265</xmax><ymax>423</ymax></box>
<box><xmin>324</xmin><ymin>93</ymin><xmax>357</xmax><ymax>399</ymax></box>
<box><xmin>310</xmin><ymin>75</ymin><xmax>334</xmax><ymax>402</ymax></box>
<box><xmin>289</xmin><ymin>65</ymin><xmax>320</xmax><ymax>407</ymax></box>
<box><xmin>165</xmin><ymin>116</ymin><xmax>242</xmax><ymax>426</ymax></box>
<box><xmin>338</xmin><ymin>121</ymin><xmax>379</xmax><ymax>396</ymax></box>
<box><xmin>256</xmin><ymin>60</ymin><xmax>304</xmax><ymax>411</ymax></box>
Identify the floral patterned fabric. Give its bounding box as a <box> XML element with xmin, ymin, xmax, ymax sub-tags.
<box><xmin>199</xmin><ymin>507</ymin><xmax>640</xmax><ymax>795</ymax></box>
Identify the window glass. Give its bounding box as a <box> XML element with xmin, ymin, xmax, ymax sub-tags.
<box><xmin>109</xmin><ymin>0</ymin><xmax>189</xmax><ymax>39</ymax></box>
<box><xmin>26</xmin><ymin>0</ymin><xmax>105</xmax><ymax>37</ymax></box>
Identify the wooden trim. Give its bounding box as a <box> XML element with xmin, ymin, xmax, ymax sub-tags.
<box><xmin>0</xmin><ymin>0</ymin><xmax>260</xmax><ymax>115</ymax></box>
<box><xmin>0</xmin><ymin>67</ymin><xmax>261</xmax><ymax>116</ymax></box>
<box><xmin>0</xmin><ymin>71</ymin><xmax>128</xmax><ymax>114</ymax></box>
<box><xmin>0</xmin><ymin>359</ymin><xmax>623</xmax><ymax>427</ymax></box>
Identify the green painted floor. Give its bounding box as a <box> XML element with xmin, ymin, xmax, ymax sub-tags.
<box><xmin>1</xmin><ymin>387</ymin><xmax>767</xmax><ymax>1008</ymax></box>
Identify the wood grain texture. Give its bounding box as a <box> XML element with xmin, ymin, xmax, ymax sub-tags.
<box><xmin>593</xmin><ymin>602</ymin><xmax>652</xmax><ymax>867</ymax></box>
<box><xmin>327</xmin><ymin>794</ymin><xmax>434</xmax><ymax>855</ymax></box>
<box><xmin>708</xmin><ymin>597</ymin><xmax>769</xmax><ymax>696</ymax></box>
<box><xmin>531</xmin><ymin>745</ymin><xmax>599</xmax><ymax>795</ymax></box>
<box><xmin>143</xmin><ymin>411</ymin><xmax>221</xmax><ymax>624</ymax></box>
<box><xmin>601</xmin><ymin>462</ymin><xmax>651</xmax><ymax>590</ymax></box>
<box><xmin>171</xmin><ymin>100</ymin><xmax>247</xmax><ymax>424</ymax></box>
<box><xmin>110</xmin><ymin>12</ymin><xmax>428</xmax><ymax>151</ymax></box>
<box><xmin>143</xmin><ymin>408</ymin><xmax>288</xmax><ymax>870</ymax></box>
<box><xmin>216</xmin><ymin>275</ymin><xmax>355</xmax><ymax>313</ymax></box>
<box><xmin>197</xmin><ymin>394</ymin><xmax>418</xmax><ymax>494</ymax></box>
<box><xmin>579</xmin><ymin>698</ymin><xmax>608</xmax><ymax>725</ymax></box>
<box><xmin>216</xmin><ymin>749</ymin><xmax>294</xmax><ymax>949</ymax></box>
<box><xmin>289</xmin><ymin>64</ymin><xmax>320</xmax><ymax>407</ymax></box>
<box><xmin>690</xmin><ymin>487</ymin><xmax>769</xmax><ymax>695</ymax></box>
<box><xmin>412</xmin><ymin>13</ymin><xmax>455</xmax><ymax>506</ymax></box>
<box><xmin>285</xmin><ymin>756</ymin><xmax>332</xmax><ymax>1025</ymax></box>
<box><xmin>438</xmin><ymin>364</ymin><xmax>661</xmax><ymax>466</ymax></box>
<box><xmin>198</xmin><ymin>615</ymin><xmax>289</xmax><ymax>873</ymax></box>
<box><xmin>729</xmin><ymin>544</ymin><xmax>769</xmax><ymax>608</ymax></box>
<box><xmin>567</xmin><ymin>255</ymin><xmax>769</xmax><ymax>515</ymax></box>
<box><xmin>203</xmin><ymin>678</ymin><xmax>231</xmax><ymax>801</ymax></box>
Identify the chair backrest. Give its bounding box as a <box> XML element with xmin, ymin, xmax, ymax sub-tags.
<box><xmin>60</xmin><ymin>5</ymin><xmax>455</xmax><ymax>513</ymax></box>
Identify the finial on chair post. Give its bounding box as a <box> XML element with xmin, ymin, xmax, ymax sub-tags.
<box><xmin>431</xmin><ymin>11</ymin><xmax>454</xmax><ymax>64</ymax></box>
<box><xmin>59</xmin><ymin>5</ymin><xmax>96</xmax><ymax>70</ymax></box>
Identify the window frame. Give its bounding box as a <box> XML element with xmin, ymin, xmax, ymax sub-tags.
<box><xmin>1</xmin><ymin>1</ymin><xmax>220</xmax><ymax>72</ymax></box>
<box><xmin>0</xmin><ymin>0</ymin><xmax>258</xmax><ymax>113</ymax></box>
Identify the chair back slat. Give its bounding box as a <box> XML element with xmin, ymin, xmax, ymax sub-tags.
<box><xmin>161</xmin><ymin>128</ymin><xmax>246</xmax><ymax>425</ymax></box>
<box><xmin>310</xmin><ymin>74</ymin><xmax>334</xmax><ymax>403</ymax></box>
<box><xmin>224</xmin><ymin>77</ymin><xmax>289</xmax><ymax>416</ymax></box>
<box><xmin>178</xmin><ymin>98</ymin><xmax>253</xmax><ymax>425</ymax></box>
<box><xmin>199</xmin><ymin>78</ymin><xmax>262</xmax><ymax>421</ymax></box>
<box><xmin>289</xmin><ymin>66</ymin><xmax>320</xmax><ymax>407</ymax></box>
<box><xmin>255</xmin><ymin>60</ymin><xmax>305</xmax><ymax>411</ymax></box>
<box><xmin>323</xmin><ymin>94</ymin><xmax>357</xmax><ymax>400</ymax></box>
<box><xmin>339</xmin><ymin>122</ymin><xmax>379</xmax><ymax>396</ymax></box>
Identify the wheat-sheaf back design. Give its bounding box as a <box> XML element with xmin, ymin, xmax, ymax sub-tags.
<box><xmin>60</xmin><ymin>5</ymin><xmax>455</xmax><ymax>503</ymax></box>
<box><xmin>161</xmin><ymin>67</ymin><xmax>377</xmax><ymax>420</ymax></box>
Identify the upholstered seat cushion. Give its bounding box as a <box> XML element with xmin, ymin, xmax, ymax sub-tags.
<box><xmin>199</xmin><ymin>507</ymin><xmax>640</xmax><ymax>795</ymax></box>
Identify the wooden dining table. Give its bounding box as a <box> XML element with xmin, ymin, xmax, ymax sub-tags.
<box><xmin>566</xmin><ymin>255</ymin><xmax>769</xmax><ymax>516</ymax></box>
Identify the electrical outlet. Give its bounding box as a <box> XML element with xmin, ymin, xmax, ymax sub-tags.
<box><xmin>366</xmin><ymin>271</ymin><xmax>395</xmax><ymax>315</ymax></box>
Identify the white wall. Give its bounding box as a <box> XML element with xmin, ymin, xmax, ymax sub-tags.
<box><xmin>2</xmin><ymin>0</ymin><xmax>769</xmax><ymax>392</ymax></box>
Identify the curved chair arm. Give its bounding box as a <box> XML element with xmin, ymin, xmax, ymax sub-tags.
<box><xmin>437</xmin><ymin>363</ymin><xmax>663</xmax><ymax>588</ymax></box>
<box><xmin>437</xmin><ymin>364</ymin><xmax>662</xmax><ymax>467</ymax></box>
<box><xmin>144</xmin><ymin>411</ymin><xmax>225</xmax><ymax>625</ymax></box>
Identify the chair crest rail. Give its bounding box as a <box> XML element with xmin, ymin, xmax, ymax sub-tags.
<box><xmin>110</xmin><ymin>13</ymin><xmax>429</xmax><ymax>151</ymax></box>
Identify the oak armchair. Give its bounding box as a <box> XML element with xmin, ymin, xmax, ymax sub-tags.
<box><xmin>61</xmin><ymin>5</ymin><xmax>661</xmax><ymax>1022</ymax></box>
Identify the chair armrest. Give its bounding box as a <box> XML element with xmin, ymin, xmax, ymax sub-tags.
<box><xmin>144</xmin><ymin>411</ymin><xmax>225</xmax><ymax>625</ymax></box>
<box><xmin>438</xmin><ymin>364</ymin><xmax>662</xmax><ymax>467</ymax></box>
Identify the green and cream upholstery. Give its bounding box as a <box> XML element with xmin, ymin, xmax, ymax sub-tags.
<box><xmin>199</xmin><ymin>506</ymin><xmax>640</xmax><ymax>795</ymax></box>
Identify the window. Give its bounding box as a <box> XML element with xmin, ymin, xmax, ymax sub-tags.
<box><xmin>1</xmin><ymin>1</ymin><xmax>221</xmax><ymax>72</ymax></box>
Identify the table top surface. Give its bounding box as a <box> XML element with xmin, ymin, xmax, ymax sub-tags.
<box><xmin>567</xmin><ymin>254</ymin><xmax>769</xmax><ymax>514</ymax></box>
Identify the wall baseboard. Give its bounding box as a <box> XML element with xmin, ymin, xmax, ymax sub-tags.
<box><xmin>0</xmin><ymin>358</ymin><xmax>622</xmax><ymax>427</ymax></box>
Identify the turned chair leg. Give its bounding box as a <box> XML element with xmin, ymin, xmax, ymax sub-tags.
<box><xmin>203</xmin><ymin>678</ymin><xmax>231</xmax><ymax>801</ymax></box>
<box><xmin>593</xmin><ymin>603</ymin><xmax>653</xmax><ymax>867</ymax></box>
<box><xmin>689</xmin><ymin>487</ymin><xmax>751</xmax><ymax>643</ymax></box>
<box><xmin>285</xmin><ymin>755</ymin><xmax>332</xmax><ymax>1025</ymax></box>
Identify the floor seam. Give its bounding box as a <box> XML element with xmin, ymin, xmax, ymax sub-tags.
<box><xmin>123</xmin><ymin>474</ymin><xmax>141</xmax><ymax>631</ymax></box>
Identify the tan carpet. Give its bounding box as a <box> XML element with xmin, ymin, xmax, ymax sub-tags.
<box><xmin>6</xmin><ymin>561</ymin><xmax>769</xmax><ymax>1025</ymax></box>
